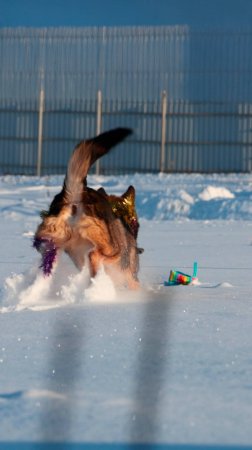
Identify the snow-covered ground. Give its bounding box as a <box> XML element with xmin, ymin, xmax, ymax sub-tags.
<box><xmin>1</xmin><ymin>172</ymin><xmax>252</xmax><ymax>448</ymax></box>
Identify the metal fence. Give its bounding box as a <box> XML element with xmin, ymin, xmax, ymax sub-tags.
<box><xmin>0</xmin><ymin>26</ymin><xmax>252</xmax><ymax>174</ymax></box>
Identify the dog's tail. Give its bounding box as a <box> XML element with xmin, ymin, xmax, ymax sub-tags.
<box><xmin>64</xmin><ymin>128</ymin><xmax>132</xmax><ymax>203</ymax></box>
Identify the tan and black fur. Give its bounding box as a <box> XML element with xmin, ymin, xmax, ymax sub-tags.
<box><xmin>34</xmin><ymin>128</ymin><xmax>140</xmax><ymax>289</ymax></box>
<box><xmin>97</xmin><ymin>185</ymin><xmax>144</xmax><ymax>254</ymax></box>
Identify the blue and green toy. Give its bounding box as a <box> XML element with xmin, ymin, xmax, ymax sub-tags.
<box><xmin>164</xmin><ymin>262</ymin><xmax>198</xmax><ymax>286</ymax></box>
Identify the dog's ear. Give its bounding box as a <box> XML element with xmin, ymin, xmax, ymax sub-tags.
<box><xmin>40</xmin><ymin>209</ymin><xmax>49</xmax><ymax>219</ymax></box>
<box><xmin>46</xmin><ymin>187</ymin><xmax>67</xmax><ymax>216</ymax></box>
<box><xmin>122</xmin><ymin>185</ymin><xmax>136</xmax><ymax>205</ymax></box>
<box><xmin>97</xmin><ymin>187</ymin><xmax>108</xmax><ymax>197</ymax></box>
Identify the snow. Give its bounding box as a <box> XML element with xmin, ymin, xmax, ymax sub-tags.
<box><xmin>1</xmin><ymin>172</ymin><xmax>252</xmax><ymax>447</ymax></box>
<box><xmin>198</xmin><ymin>186</ymin><xmax>235</xmax><ymax>201</ymax></box>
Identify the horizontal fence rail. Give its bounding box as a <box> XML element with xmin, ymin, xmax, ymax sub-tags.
<box><xmin>1</xmin><ymin>94</ymin><xmax>252</xmax><ymax>174</ymax></box>
<box><xmin>0</xmin><ymin>26</ymin><xmax>252</xmax><ymax>174</ymax></box>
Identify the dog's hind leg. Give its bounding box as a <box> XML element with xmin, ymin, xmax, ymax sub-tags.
<box><xmin>88</xmin><ymin>249</ymin><xmax>104</xmax><ymax>278</ymax></box>
<box><xmin>89</xmin><ymin>249</ymin><xmax>140</xmax><ymax>290</ymax></box>
<box><xmin>123</xmin><ymin>245</ymin><xmax>140</xmax><ymax>290</ymax></box>
<box><xmin>126</xmin><ymin>272</ymin><xmax>140</xmax><ymax>290</ymax></box>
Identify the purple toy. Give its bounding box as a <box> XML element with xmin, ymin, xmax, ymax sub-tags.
<box><xmin>33</xmin><ymin>237</ymin><xmax>57</xmax><ymax>276</ymax></box>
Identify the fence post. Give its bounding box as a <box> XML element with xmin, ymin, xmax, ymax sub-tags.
<box><xmin>37</xmin><ymin>88</ymin><xmax>45</xmax><ymax>177</ymax></box>
<box><xmin>160</xmin><ymin>90</ymin><xmax>167</xmax><ymax>173</ymax></box>
<box><xmin>95</xmin><ymin>89</ymin><xmax>102</xmax><ymax>175</ymax></box>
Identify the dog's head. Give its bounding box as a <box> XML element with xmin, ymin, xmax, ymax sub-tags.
<box><xmin>98</xmin><ymin>185</ymin><xmax>139</xmax><ymax>239</ymax></box>
<box><xmin>34</xmin><ymin>203</ymin><xmax>73</xmax><ymax>276</ymax></box>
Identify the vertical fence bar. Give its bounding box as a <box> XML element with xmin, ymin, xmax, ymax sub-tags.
<box><xmin>37</xmin><ymin>88</ymin><xmax>45</xmax><ymax>177</ymax></box>
<box><xmin>160</xmin><ymin>90</ymin><xmax>167</xmax><ymax>172</ymax></box>
<box><xmin>95</xmin><ymin>89</ymin><xmax>102</xmax><ymax>175</ymax></box>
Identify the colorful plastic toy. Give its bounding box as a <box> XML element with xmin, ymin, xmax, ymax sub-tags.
<box><xmin>164</xmin><ymin>262</ymin><xmax>198</xmax><ymax>286</ymax></box>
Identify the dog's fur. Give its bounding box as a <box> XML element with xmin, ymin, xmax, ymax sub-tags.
<box><xmin>34</xmin><ymin>128</ymin><xmax>140</xmax><ymax>289</ymax></box>
<box><xmin>97</xmin><ymin>185</ymin><xmax>144</xmax><ymax>254</ymax></box>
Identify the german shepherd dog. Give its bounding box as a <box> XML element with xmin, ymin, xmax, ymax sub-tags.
<box><xmin>33</xmin><ymin>128</ymin><xmax>140</xmax><ymax>289</ymax></box>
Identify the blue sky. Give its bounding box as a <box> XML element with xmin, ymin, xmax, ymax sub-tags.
<box><xmin>0</xmin><ymin>0</ymin><xmax>252</xmax><ymax>28</ymax></box>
